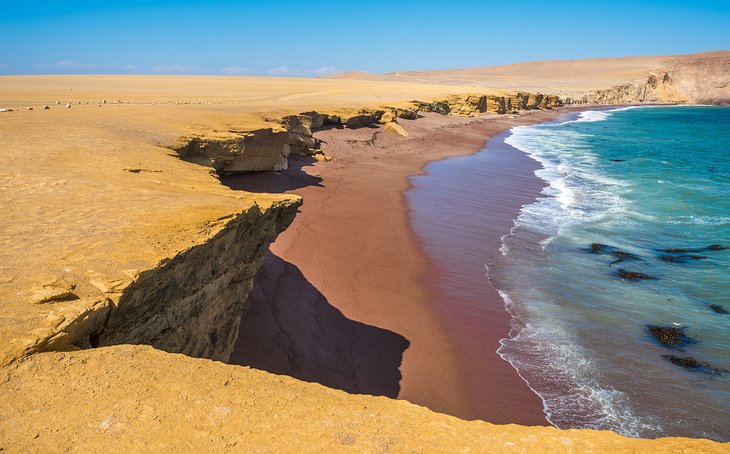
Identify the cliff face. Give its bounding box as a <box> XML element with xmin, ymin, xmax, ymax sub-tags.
<box><xmin>12</xmin><ymin>200</ymin><xmax>300</xmax><ymax>365</ymax></box>
<box><xmin>174</xmin><ymin>92</ymin><xmax>563</xmax><ymax>173</ymax></box>
<box><xmin>0</xmin><ymin>345</ymin><xmax>724</xmax><ymax>453</ymax></box>
<box><xmin>666</xmin><ymin>51</ymin><xmax>730</xmax><ymax>104</ymax></box>
<box><xmin>578</xmin><ymin>71</ymin><xmax>688</xmax><ymax>104</ymax></box>
<box><xmin>94</xmin><ymin>201</ymin><xmax>300</xmax><ymax>361</ymax></box>
<box><xmin>574</xmin><ymin>52</ymin><xmax>730</xmax><ymax>105</ymax></box>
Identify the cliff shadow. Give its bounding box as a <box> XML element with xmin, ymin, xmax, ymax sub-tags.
<box><xmin>229</xmin><ymin>252</ymin><xmax>409</xmax><ymax>398</ymax></box>
<box><xmin>220</xmin><ymin>155</ymin><xmax>324</xmax><ymax>193</ymax></box>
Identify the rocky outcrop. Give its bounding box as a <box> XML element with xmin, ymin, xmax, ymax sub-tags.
<box><xmin>174</xmin><ymin>128</ymin><xmax>294</xmax><ymax>173</ymax></box>
<box><xmin>173</xmin><ymin>92</ymin><xmax>563</xmax><ymax>174</ymax></box>
<box><xmin>573</xmin><ymin>53</ymin><xmax>730</xmax><ymax>105</ymax></box>
<box><xmin>417</xmin><ymin>93</ymin><xmax>562</xmax><ymax>116</ymax></box>
<box><xmin>94</xmin><ymin>201</ymin><xmax>300</xmax><ymax>361</ymax></box>
<box><xmin>0</xmin><ymin>345</ymin><xmax>724</xmax><ymax>452</ymax></box>
<box><xmin>18</xmin><ymin>200</ymin><xmax>301</xmax><ymax>364</ymax></box>
<box><xmin>578</xmin><ymin>71</ymin><xmax>688</xmax><ymax>104</ymax></box>
<box><xmin>664</xmin><ymin>52</ymin><xmax>730</xmax><ymax>104</ymax></box>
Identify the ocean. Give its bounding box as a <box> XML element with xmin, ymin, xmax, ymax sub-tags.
<box><xmin>491</xmin><ymin>106</ymin><xmax>730</xmax><ymax>440</ymax></box>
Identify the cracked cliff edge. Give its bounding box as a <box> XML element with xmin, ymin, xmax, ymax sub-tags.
<box><xmin>1</xmin><ymin>198</ymin><xmax>301</xmax><ymax>367</ymax></box>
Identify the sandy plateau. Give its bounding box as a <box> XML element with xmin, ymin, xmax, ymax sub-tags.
<box><xmin>1</xmin><ymin>52</ymin><xmax>728</xmax><ymax>452</ymax></box>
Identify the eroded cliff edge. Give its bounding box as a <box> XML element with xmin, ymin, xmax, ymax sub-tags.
<box><xmin>569</xmin><ymin>52</ymin><xmax>730</xmax><ymax>105</ymax></box>
<box><xmin>172</xmin><ymin>92</ymin><xmax>562</xmax><ymax>173</ymax></box>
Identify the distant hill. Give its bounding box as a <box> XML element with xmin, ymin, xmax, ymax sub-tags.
<box><xmin>328</xmin><ymin>51</ymin><xmax>730</xmax><ymax>103</ymax></box>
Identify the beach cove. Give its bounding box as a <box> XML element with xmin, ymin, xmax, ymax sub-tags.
<box><xmin>228</xmin><ymin>107</ymin><xmax>586</xmax><ymax>424</ymax></box>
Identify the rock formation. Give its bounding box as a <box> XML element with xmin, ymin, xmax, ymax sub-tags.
<box><xmin>173</xmin><ymin>92</ymin><xmax>562</xmax><ymax>174</ymax></box>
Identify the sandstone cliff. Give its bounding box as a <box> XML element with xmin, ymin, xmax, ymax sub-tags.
<box><xmin>563</xmin><ymin>52</ymin><xmax>730</xmax><ymax>105</ymax></box>
<box><xmin>576</xmin><ymin>71</ymin><xmax>688</xmax><ymax>104</ymax></box>
<box><xmin>332</xmin><ymin>51</ymin><xmax>730</xmax><ymax>106</ymax></box>
<box><xmin>173</xmin><ymin>92</ymin><xmax>562</xmax><ymax>173</ymax></box>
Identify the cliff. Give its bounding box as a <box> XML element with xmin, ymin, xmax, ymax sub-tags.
<box><xmin>331</xmin><ymin>51</ymin><xmax>730</xmax><ymax>105</ymax></box>
<box><xmin>0</xmin><ymin>345</ymin><xmax>724</xmax><ymax>453</ymax></box>
<box><xmin>575</xmin><ymin>71</ymin><xmax>688</xmax><ymax>104</ymax></box>
<box><xmin>172</xmin><ymin>92</ymin><xmax>562</xmax><ymax>172</ymax></box>
<box><xmin>575</xmin><ymin>52</ymin><xmax>730</xmax><ymax>105</ymax></box>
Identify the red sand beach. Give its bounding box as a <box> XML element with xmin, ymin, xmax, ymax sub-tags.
<box><xmin>227</xmin><ymin>108</ymin><xmax>580</xmax><ymax>425</ymax></box>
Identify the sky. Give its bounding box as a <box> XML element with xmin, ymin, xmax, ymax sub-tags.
<box><xmin>1</xmin><ymin>0</ymin><xmax>729</xmax><ymax>76</ymax></box>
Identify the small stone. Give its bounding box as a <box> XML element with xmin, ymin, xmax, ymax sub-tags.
<box><xmin>0</xmin><ymin>108</ymin><xmax>12</xmax><ymax>112</ymax></box>
<box><xmin>383</xmin><ymin>121</ymin><xmax>409</xmax><ymax>137</ymax></box>
<box><xmin>43</xmin><ymin>105</ymin><xmax>50</xmax><ymax>110</ymax></box>
<box><xmin>27</xmin><ymin>107</ymin><xmax>33</xmax><ymax>110</ymax></box>
<box><xmin>65</xmin><ymin>103</ymin><xmax>71</xmax><ymax>108</ymax></box>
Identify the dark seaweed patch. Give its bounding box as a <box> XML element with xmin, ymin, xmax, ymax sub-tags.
<box><xmin>659</xmin><ymin>254</ymin><xmax>708</xmax><ymax>263</ymax></box>
<box><xmin>662</xmin><ymin>355</ymin><xmax>728</xmax><ymax>375</ymax></box>
<box><xmin>660</xmin><ymin>245</ymin><xmax>727</xmax><ymax>253</ymax></box>
<box><xmin>609</xmin><ymin>251</ymin><xmax>641</xmax><ymax>265</ymax></box>
<box><xmin>647</xmin><ymin>325</ymin><xmax>693</xmax><ymax>347</ymax></box>
<box><xmin>709</xmin><ymin>304</ymin><xmax>729</xmax><ymax>314</ymax></box>
<box><xmin>616</xmin><ymin>269</ymin><xmax>657</xmax><ymax>280</ymax></box>
<box><xmin>590</xmin><ymin>243</ymin><xmax>612</xmax><ymax>253</ymax></box>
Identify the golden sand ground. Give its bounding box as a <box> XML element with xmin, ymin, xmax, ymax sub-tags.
<box><xmin>0</xmin><ymin>57</ymin><xmax>727</xmax><ymax>451</ymax></box>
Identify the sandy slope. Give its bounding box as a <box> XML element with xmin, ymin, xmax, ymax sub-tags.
<box><xmin>330</xmin><ymin>51</ymin><xmax>730</xmax><ymax>101</ymax></box>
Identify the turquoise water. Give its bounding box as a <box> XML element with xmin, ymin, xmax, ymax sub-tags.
<box><xmin>492</xmin><ymin>106</ymin><xmax>730</xmax><ymax>440</ymax></box>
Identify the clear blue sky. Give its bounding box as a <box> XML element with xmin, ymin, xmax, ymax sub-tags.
<box><xmin>1</xmin><ymin>0</ymin><xmax>728</xmax><ymax>76</ymax></box>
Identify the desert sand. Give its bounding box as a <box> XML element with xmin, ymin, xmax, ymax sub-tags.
<box><xmin>1</xmin><ymin>52</ymin><xmax>727</xmax><ymax>451</ymax></box>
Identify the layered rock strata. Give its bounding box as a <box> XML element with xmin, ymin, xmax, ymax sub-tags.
<box><xmin>1</xmin><ymin>200</ymin><xmax>300</xmax><ymax>368</ymax></box>
<box><xmin>173</xmin><ymin>92</ymin><xmax>562</xmax><ymax>174</ymax></box>
<box><xmin>575</xmin><ymin>71</ymin><xmax>688</xmax><ymax>104</ymax></box>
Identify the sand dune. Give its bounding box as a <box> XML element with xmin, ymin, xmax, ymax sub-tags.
<box><xmin>330</xmin><ymin>51</ymin><xmax>730</xmax><ymax>101</ymax></box>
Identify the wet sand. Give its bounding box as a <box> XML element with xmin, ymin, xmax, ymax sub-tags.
<box><xmin>228</xmin><ymin>108</ymin><xmax>580</xmax><ymax>424</ymax></box>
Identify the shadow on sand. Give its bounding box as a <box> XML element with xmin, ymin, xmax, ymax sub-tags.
<box><xmin>229</xmin><ymin>252</ymin><xmax>409</xmax><ymax>398</ymax></box>
<box><xmin>220</xmin><ymin>155</ymin><xmax>324</xmax><ymax>193</ymax></box>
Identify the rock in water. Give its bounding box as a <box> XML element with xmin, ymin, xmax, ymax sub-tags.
<box><xmin>660</xmin><ymin>245</ymin><xmax>727</xmax><ymax>253</ymax></box>
<box><xmin>647</xmin><ymin>325</ymin><xmax>692</xmax><ymax>347</ymax></box>
<box><xmin>660</xmin><ymin>254</ymin><xmax>708</xmax><ymax>263</ymax></box>
<box><xmin>709</xmin><ymin>304</ymin><xmax>729</xmax><ymax>314</ymax></box>
<box><xmin>591</xmin><ymin>243</ymin><xmax>608</xmax><ymax>253</ymax></box>
<box><xmin>616</xmin><ymin>269</ymin><xmax>656</xmax><ymax>280</ymax></box>
<box><xmin>662</xmin><ymin>355</ymin><xmax>728</xmax><ymax>374</ymax></box>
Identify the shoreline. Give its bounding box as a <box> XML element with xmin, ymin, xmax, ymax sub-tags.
<box><xmin>227</xmin><ymin>106</ymin><xmax>587</xmax><ymax>424</ymax></box>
